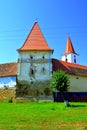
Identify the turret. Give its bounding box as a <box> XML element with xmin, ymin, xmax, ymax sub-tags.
<box><xmin>62</xmin><ymin>36</ymin><xmax>78</xmax><ymax>63</ymax></box>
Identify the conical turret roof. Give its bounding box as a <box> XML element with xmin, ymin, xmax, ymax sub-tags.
<box><xmin>63</xmin><ymin>36</ymin><xmax>78</xmax><ymax>55</ymax></box>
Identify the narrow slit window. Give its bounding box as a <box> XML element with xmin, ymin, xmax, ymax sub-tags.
<box><xmin>42</xmin><ymin>67</ymin><xmax>45</xmax><ymax>72</ymax></box>
<box><xmin>65</xmin><ymin>58</ymin><xmax>68</xmax><ymax>62</ymax></box>
<box><xmin>31</xmin><ymin>69</ymin><xmax>34</xmax><ymax>75</ymax></box>
<box><xmin>74</xmin><ymin>55</ymin><xmax>76</xmax><ymax>63</ymax></box>
<box><xmin>65</xmin><ymin>55</ymin><xmax>68</xmax><ymax>62</ymax></box>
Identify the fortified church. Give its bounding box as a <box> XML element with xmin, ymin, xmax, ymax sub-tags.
<box><xmin>0</xmin><ymin>22</ymin><xmax>87</xmax><ymax>102</ymax></box>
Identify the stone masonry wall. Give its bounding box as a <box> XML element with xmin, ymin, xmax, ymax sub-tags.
<box><xmin>16</xmin><ymin>80</ymin><xmax>53</xmax><ymax>101</ymax></box>
<box><xmin>0</xmin><ymin>88</ymin><xmax>16</xmax><ymax>101</ymax></box>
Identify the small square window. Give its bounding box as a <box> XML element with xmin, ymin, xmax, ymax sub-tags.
<box><xmin>30</xmin><ymin>56</ymin><xmax>33</xmax><ymax>59</ymax></box>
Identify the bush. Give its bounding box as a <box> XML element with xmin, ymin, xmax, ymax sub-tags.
<box><xmin>7</xmin><ymin>98</ymin><xmax>13</xmax><ymax>103</ymax></box>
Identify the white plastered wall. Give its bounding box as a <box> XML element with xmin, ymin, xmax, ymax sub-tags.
<box><xmin>69</xmin><ymin>75</ymin><xmax>87</xmax><ymax>92</ymax></box>
<box><xmin>17</xmin><ymin>51</ymin><xmax>52</xmax><ymax>83</ymax></box>
<box><xmin>62</xmin><ymin>53</ymin><xmax>78</xmax><ymax>63</ymax></box>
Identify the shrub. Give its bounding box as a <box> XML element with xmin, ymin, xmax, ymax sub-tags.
<box><xmin>7</xmin><ymin>98</ymin><xmax>13</xmax><ymax>103</ymax></box>
<box><xmin>4</xmin><ymin>85</ymin><xmax>9</xmax><ymax>90</ymax></box>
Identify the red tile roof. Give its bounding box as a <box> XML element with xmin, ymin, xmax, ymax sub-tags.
<box><xmin>52</xmin><ymin>59</ymin><xmax>72</xmax><ymax>74</ymax></box>
<box><xmin>63</xmin><ymin>36</ymin><xmax>78</xmax><ymax>55</ymax></box>
<box><xmin>52</xmin><ymin>59</ymin><xmax>87</xmax><ymax>77</ymax></box>
<box><xmin>18</xmin><ymin>22</ymin><xmax>53</xmax><ymax>52</ymax></box>
<box><xmin>0</xmin><ymin>62</ymin><xmax>18</xmax><ymax>77</ymax></box>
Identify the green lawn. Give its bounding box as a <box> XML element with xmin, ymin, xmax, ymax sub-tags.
<box><xmin>0</xmin><ymin>101</ymin><xmax>87</xmax><ymax>130</ymax></box>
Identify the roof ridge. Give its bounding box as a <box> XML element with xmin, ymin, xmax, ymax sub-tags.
<box><xmin>52</xmin><ymin>58</ymin><xmax>87</xmax><ymax>77</ymax></box>
<box><xmin>18</xmin><ymin>22</ymin><xmax>37</xmax><ymax>51</ymax></box>
<box><xmin>59</xmin><ymin>59</ymin><xmax>87</xmax><ymax>69</ymax></box>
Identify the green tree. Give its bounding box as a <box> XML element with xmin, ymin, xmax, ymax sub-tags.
<box><xmin>50</xmin><ymin>70</ymin><xmax>70</xmax><ymax>106</ymax></box>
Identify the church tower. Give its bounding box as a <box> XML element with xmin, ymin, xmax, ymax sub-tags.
<box><xmin>62</xmin><ymin>36</ymin><xmax>78</xmax><ymax>64</ymax></box>
<box><xmin>17</xmin><ymin>22</ymin><xmax>53</xmax><ymax>99</ymax></box>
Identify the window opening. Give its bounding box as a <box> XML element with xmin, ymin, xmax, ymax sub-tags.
<box><xmin>31</xmin><ymin>69</ymin><xmax>34</xmax><ymax>75</ymax></box>
<box><xmin>42</xmin><ymin>67</ymin><xmax>45</xmax><ymax>72</ymax></box>
<box><xmin>42</xmin><ymin>56</ymin><xmax>45</xmax><ymax>59</ymax></box>
<box><xmin>65</xmin><ymin>55</ymin><xmax>68</xmax><ymax>62</ymax></box>
<box><xmin>30</xmin><ymin>56</ymin><xmax>33</xmax><ymax>59</ymax></box>
<box><xmin>74</xmin><ymin>55</ymin><xmax>76</xmax><ymax>63</ymax></box>
<box><xmin>65</xmin><ymin>58</ymin><xmax>68</xmax><ymax>62</ymax></box>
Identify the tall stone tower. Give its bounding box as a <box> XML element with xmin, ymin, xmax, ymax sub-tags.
<box><xmin>17</xmin><ymin>22</ymin><xmax>53</xmax><ymax>99</ymax></box>
<box><xmin>62</xmin><ymin>36</ymin><xmax>78</xmax><ymax>64</ymax></box>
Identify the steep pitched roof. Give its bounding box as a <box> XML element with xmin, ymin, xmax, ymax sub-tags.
<box><xmin>18</xmin><ymin>22</ymin><xmax>53</xmax><ymax>51</ymax></box>
<box><xmin>63</xmin><ymin>36</ymin><xmax>78</xmax><ymax>55</ymax></box>
<box><xmin>52</xmin><ymin>59</ymin><xmax>87</xmax><ymax>77</ymax></box>
<box><xmin>0</xmin><ymin>62</ymin><xmax>18</xmax><ymax>77</ymax></box>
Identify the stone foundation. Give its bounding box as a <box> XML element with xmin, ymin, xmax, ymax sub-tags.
<box><xmin>0</xmin><ymin>88</ymin><xmax>16</xmax><ymax>101</ymax></box>
<box><xmin>15</xmin><ymin>80</ymin><xmax>53</xmax><ymax>101</ymax></box>
<box><xmin>0</xmin><ymin>80</ymin><xmax>53</xmax><ymax>102</ymax></box>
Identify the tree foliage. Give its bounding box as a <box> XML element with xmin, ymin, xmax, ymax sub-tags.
<box><xmin>50</xmin><ymin>70</ymin><xmax>70</xmax><ymax>96</ymax></box>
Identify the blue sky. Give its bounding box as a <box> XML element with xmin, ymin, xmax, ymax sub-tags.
<box><xmin>0</xmin><ymin>76</ymin><xmax>16</xmax><ymax>88</ymax></box>
<box><xmin>0</xmin><ymin>76</ymin><xmax>16</xmax><ymax>84</ymax></box>
<box><xmin>0</xmin><ymin>0</ymin><xmax>87</xmax><ymax>65</ymax></box>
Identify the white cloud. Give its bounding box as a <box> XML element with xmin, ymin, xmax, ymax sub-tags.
<box><xmin>0</xmin><ymin>83</ymin><xmax>5</xmax><ymax>88</ymax></box>
<box><xmin>7</xmin><ymin>80</ymin><xmax>16</xmax><ymax>88</ymax></box>
<box><xmin>0</xmin><ymin>80</ymin><xmax>16</xmax><ymax>88</ymax></box>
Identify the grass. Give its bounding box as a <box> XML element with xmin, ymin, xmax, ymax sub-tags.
<box><xmin>0</xmin><ymin>101</ymin><xmax>87</xmax><ymax>130</ymax></box>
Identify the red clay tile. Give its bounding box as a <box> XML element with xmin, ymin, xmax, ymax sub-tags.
<box><xmin>63</xmin><ymin>36</ymin><xmax>78</xmax><ymax>55</ymax></box>
<box><xmin>52</xmin><ymin>59</ymin><xmax>87</xmax><ymax>77</ymax></box>
<box><xmin>0</xmin><ymin>62</ymin><xmax>18</xmax><ymax>77</ymax></box>
<box><xmin>18</xmin><ymin>22</ymin><xmax>53</xmax><ymax>52</ymax></box>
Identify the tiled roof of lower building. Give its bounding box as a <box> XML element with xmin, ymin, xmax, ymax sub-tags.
<box><xmin>0</xmin><ymin>62</ymin><xmax>18</xmax><ymax>77</ymax></box>
<box><xmin>52</xmin><ymin>59</ymin><xmax>87</xmax><ymax>77</ymax></box>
